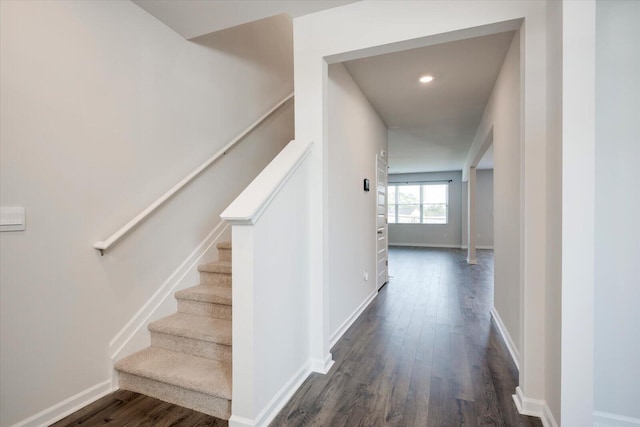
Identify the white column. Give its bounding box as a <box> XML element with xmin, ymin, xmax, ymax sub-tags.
<box><xmin>561</xmin><ymin>1</ymin><xmax>595</xmax><ymax>425</ymax></box>
<box><xmin>467</xmin><ymin>166</ymin><xmax>478</xmax><ymax>264</ymax></box>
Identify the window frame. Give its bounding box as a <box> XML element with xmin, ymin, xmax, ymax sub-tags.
<box><xmin>388</xmin><ymin>182</ymin><xmax>449</xmax><ymax>225</ymax></box>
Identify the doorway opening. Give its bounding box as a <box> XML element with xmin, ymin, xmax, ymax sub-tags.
<box><xmin>326</xmin><ymin>28</ymin><xmax>514</xmax><ymax>347</ymax></box>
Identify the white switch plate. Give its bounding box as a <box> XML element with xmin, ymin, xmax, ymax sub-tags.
<box><xmin>1</xmin><ymin>207</ymin><xmax>26</xmax><ymax>231</ymax></box>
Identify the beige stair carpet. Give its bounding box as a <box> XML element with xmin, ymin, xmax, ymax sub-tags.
<box><xmin>175</xmin><ymin>285</ymin><xmax>232</xmax><ymax>319</ymax></box>
<box><xmin>115</xmin><ymin>241</ymin><xmax>233</xmax><ymax>419</ymax></box>
<box><xmin>150</xmin><ymin>313</ymin><xmax>231</xmax><ymax>361</ymax></box>
<box><xmin>198</xmin><ymin>261</ymin><xmax>232</xmax><ymax>287</ymax></box>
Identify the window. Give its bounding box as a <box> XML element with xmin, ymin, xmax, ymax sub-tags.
<box><xmin>388</xmin><ymin>183</ymin><xmax>448</xmax><ymax>224</ymax></box>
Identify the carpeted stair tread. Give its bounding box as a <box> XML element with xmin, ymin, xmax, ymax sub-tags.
<box><xmin>216</xmin><ymin>242</ymin><xmax>232</xmax><ymax>250</ymax></box>
<box><xmin>175</xmin><ymin>285</ymin><xmax>232</xmax><ymax>306</ymax></box>
<box><xmin>149</xmin><ymin>313</ymin><xmax>231</xmax><ymax>345</ymax></box>
<box><xmin>115</xmin><ymin>347</ymin><xmax>231</xmax><ymax>400</ymax></box>
<box><xmin>198</xmin><ymin>261</ymin><xmax>231</xmax><ymax>274</ymax></box>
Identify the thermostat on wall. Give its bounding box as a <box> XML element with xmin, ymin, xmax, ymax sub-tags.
<box><xmin>1</xmin><ymin>207</ymin><xmax>26</xmax><ymax>232</ymax></box>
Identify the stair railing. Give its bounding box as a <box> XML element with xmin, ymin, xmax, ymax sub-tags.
<box><xmin>93</xmin><ymin>92</ymin><xmax>294</xmax><ymax>255</ymax></box>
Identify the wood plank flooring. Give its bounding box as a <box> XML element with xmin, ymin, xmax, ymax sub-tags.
<box><xmin>53</xmin><ymin>247</ymin><xmax>540</xmax><ymax>426</ymax></box>
<box><xmin>270</xmin><ymin>247</ymin><xmax>542</xmax><ymax>427</ymax></box>
<box><xmin>50</xmin><ymin>390</ymin><xmax>227</xmax><ymax>426</ymax></box>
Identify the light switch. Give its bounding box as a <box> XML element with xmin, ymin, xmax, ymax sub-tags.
<box><xmin>1</xmin><ymin>207</ymin><xmax>26</xmax><ymax>231</ymax></box>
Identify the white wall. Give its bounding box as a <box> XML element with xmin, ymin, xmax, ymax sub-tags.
<box><xmin>461</xmin><ymin>169</ymin><xmax>494</xmax><ymax>249</ymax></box>
<box><xmin>545</xmin><ymin>0</ymin><xmax>562</xmax><ymax>423</ymax></box>
<box><xmin>462</xmin><ymin>169</ymin><xmax>495</xmax><ymax>249</ymax></box>
<box><xmin>475</xmin><ymin>169</ymin><xmax>495</xmax><ymax>248</ymax></box>
<box><xmin>252</xmin><ymin>162</ymin><xmax>310</xmax><ymax>419</ymax></box>
<box><xmin>464</xmin><ymin>33</ymin><xmax>521</xmax><ymax>359</ymax></box>
<box><xmin>561</xmin><ymin>1</ymin><xmax>596</xmax><ymax>424</ymax></box>
<box><xmin>492</xmin><ymin>32</ymin><xmax>522</xmax><ymax>365</ymax></box>
<box><xmin>0</xmin><ymin>2</ymin><xmax>293</xmax><ymax>426</ymax></box>
<box><xmin>594</xmin><ymin>0</ymin><xmax>640</xmax><ymax>423</ymax></box>
<box><xmin>327</xmin><ymin>63</ymin><xmax>387</xmax><ymax>341</ymax></box>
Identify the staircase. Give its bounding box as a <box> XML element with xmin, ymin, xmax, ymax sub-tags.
<box><xmin>115</xmin><ymin>242</ymin><xmax>233</xmax><ymax>419</ymax></box>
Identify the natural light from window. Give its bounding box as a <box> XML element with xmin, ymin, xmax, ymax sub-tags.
<box><xmin>388</xmin><ymin>183</ymin><xmax>448</xmax><ymax>224</ymax></box>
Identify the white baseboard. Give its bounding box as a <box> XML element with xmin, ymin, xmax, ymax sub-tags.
<box><xmin>229</xmin><ymin>361</ymin><xmax>312</xmax><ymax>427</ymax></box>
<box><xmin>461</xmin><ymin>245</ymin><xmax>494</xmax><ymax>250</ymax></box>
<box><xmin>513</xmin><ymin>387</ymin><xmax>545</xmax><ymax>417</ymax></box>
<box><xmin>389</xmin><ymin>242</ymin><xmax>462</xmax><ymax>248</ymax></box>
<box><xmin>108</xmin><ymin>221</ymin><xmax>230</xmax><ymax>370</ymax></box>
<box><xmin>512</xmin><ymin>387</ymin><xmax>558</xmax><ymax>427</ymax></box>
<box><xmin>229</xmin><ymin>415</ymin><xmax>255</xmax><ymax>427</ymax></box>
<box><xmin>330</xmin><ymin>290</ymin><xmax>377</xmax><ymax>349</ymax></box>
<box><xmin>309</xmin><ymin>353</ymin><xmax>335</xmax><ymax>374</ymax></box>
<box><xmin>490</xmin><ymin>307</ymin><xmax>520</xmax><ymax>371</ymax></box>
<box><xmin>11</xmin><ymin>380</ymin><xmax>114</xmax><ymax>427</ymax></box>
<box><xmin>390</xmin><ymin>243</ymin><xmax>494</xmax><ymax>250</ymax></box>
<box><xmin>595</xmin><ymin>411</ymin><xmax>640</xmax><ymax>426</ymax></box>
<box><xmin>543</xmin><ymin>404</ymin><xmax>559</xmax><ymax>427</ymax></box>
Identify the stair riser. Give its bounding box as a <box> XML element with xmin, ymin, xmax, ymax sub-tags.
<box><xmin>150</xmin><ymin>332</ymin><xmax>231</xmax><ymax>362</ymax></box>
<box><xmin>200</xmin><ymin>272</ymin><xmax>232</xmax><ymax>287</ymax></box>
<box><xmin>119</xmin><ymin>372</ymin><xmax>231</xmax><ymax>419</ymax></box>
<box><xmin>218</xmin><ymin>248</ymin><xmax>231</xmax><ymax>262</ymax></box>
<box><xmin>177</xmin><ymin>299</ymin><xmax>232</xmax><ymax>320</ymax></box>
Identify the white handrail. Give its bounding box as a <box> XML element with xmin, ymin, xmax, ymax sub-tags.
<box><xmin>221</xmin><ymin>139</ymin><xmax>313</xmax><ymax>224</ymax></box>
<box><xmin>94</xmin><ymin>92</ymin><xmax>294</xmax><ymax>255</ymax></box>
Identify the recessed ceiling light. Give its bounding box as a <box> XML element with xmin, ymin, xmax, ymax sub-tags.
<box><xmin>419</xmin><ymin>75</ymin><xmax>434</xmax><ymax>83</ymax></box>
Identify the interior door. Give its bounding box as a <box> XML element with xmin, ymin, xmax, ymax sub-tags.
<box><xmin>376</xmin><ymin>155</ymin><xmax>389</xmax><ymax>290</ymax></box>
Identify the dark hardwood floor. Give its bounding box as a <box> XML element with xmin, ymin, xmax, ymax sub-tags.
<box><xmin>50</xmin><ymin>390</ymin><xmax>227</xmax><ymax>427</ymax></box>
<box><xmin>270</xmin><ymin>247</ymin><xmax>542</xmax><ymax>427</ymax></box>
<box><xmin>53</xmin><ymin>247</ymin><xmax>540</xmax><ymax>427</ymax></box>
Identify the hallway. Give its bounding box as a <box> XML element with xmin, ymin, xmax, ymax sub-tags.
<box><xmin>271</xmin><ymin>247</ymin><xmax>542</xmax><ymax>426</ymax></box>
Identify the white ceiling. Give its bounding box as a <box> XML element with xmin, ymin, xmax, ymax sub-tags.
<box><xmin>133</xmin><ymin>0</ymin><xmax>358</xmax><ymax>39</ymax></box>
<box><xmin>343</xmin><ymin>31</ymin><xmax>514</xmax><ymax>174</ymax></box>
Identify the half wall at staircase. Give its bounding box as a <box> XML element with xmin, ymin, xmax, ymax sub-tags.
<box><xmin>0</xmin><ymin>2</ymin><xmax>294</xmax><ymax>426</ymax></box>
